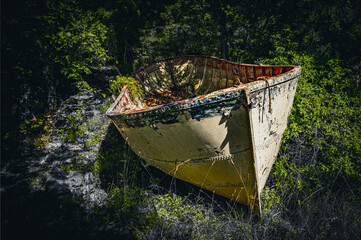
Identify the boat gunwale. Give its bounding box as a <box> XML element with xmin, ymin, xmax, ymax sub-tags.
<box><xmin>106</xmin><ymin>56</ymin><xmax>301</xmax><ymax>118</ymax></box>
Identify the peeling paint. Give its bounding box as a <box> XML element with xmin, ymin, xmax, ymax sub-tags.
<box><xmin>106</xmin><ymin>55</ymin><xmax>301</xmax><ymax>215</ymax></box>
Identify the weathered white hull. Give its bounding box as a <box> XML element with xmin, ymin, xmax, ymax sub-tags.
<box><xmin>106</xmin><ymin>56</ymin><xmax>301</xmax><ymax>214</ymax></box>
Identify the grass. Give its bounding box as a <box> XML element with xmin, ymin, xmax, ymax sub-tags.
<box><xmin>91</xmin><ymin>50</ymin><xmax>361</xmax><ymax>239</ymax></box>
<box><xmin>13</xmin><ymin>50</ymin><xmax>359</xmax><ymax>239</ymax></box>
<box><xmin>93</xmin><ymin>122</ymin><xmax>361</xmax><ymax>239</ymax></box>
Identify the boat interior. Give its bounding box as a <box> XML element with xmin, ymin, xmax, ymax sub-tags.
<box><xmin>108</xmin><ymin>56</ymin><xmax>296</xmax><ymax>113</ymax></box>
<box><xmin>133</xmin><ymin>56</ymin><xmax>295</xmax><ymax>98</ymax></box>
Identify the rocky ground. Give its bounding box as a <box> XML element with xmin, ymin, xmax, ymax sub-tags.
<box><xmin>1</xmin><ymin>69</ymin><xmax>131</xmax><ymax>239</ymax></box>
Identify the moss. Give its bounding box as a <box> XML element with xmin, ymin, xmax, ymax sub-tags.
<box><xmin>85</xmin><ymin>116</ymin><xmax>108</xmax><ymax>148</ymax></box>
<box><xmin>59</xmin><ymin>158</ymin><xmax>89</xmax><ymax>174</ymax></box>
<box><xmin>19</xmin><ymin>108</ymin><xmax>55</xmax><ymax>151</ymax></box>
<box><xmin>29</xmin><ymin>173</ymin><xmax>47</xmax><ymax>191</ymax></box>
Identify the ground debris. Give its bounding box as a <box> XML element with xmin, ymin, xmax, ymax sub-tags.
<box><xmin>143</xmin><ymin>88</ymin><xmax>189</xmax><ymax>107</ymax></box>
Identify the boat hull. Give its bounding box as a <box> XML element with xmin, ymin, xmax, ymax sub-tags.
<box><xmin>111</xmin><ymin>94</ymin><xmax>260</xmax><ymax>211</ymax></box>
<box><xmin>107</xmin><ymin>56</ymin><xmax>301</xmax><ymax>214</ymax></box>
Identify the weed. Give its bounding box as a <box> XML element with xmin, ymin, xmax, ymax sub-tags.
<box><xmin>109</xmin><ymin>76</ymin><xmax>144</xmax><ymax>98</ymax></box>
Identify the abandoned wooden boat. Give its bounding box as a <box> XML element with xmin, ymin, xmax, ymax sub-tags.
<box><xmin>106</xmin><ymin>55</ymin><xmax>302</xmax><ymax>214</ymax></box>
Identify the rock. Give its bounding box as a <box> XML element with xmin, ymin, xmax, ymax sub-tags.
<box><xmin>1</xmin><ymin>68</ymin><xmax>127</xmax><ymax>239</ymax></box>
<box><xmin>24</xmin><ymin>87</ymin><xmax>113</xmax><ymax>209</ymax></box>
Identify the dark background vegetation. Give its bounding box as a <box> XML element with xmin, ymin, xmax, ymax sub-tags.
<box><xmin>2</xmin><ymin>0</ymin><xmax>361</xmax><ymax>239</ymax></box>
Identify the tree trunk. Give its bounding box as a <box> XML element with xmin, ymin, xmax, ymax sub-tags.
<box><xmin>219</xmin><ymin>16</ymin><xmax>229</xmax><ymax>60</ymax></box>
<box><xmin>209</xmin><ymin>0</ymin><xmax>230</xmax><ymax>59</ymax></box>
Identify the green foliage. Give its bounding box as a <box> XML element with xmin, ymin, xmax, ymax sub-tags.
<box><xmin>29</xmin><ymin>173</ymin><xmax>47</xmax><ymax>191</ymax></box>
<box><xmin>149</xmin><ymin>193</ymin><xmax>208</xmax><ymax>223</ymax></box>
<box><xmin>54</xmin><ymin>99</ymin><xmax>108</xmax><ymax>150</ymax></box>
<box><xmin>56</xmin><ymin>112</ymin><xmax>86</xmax><ymax>143</ymax></box>
<box><xmin>3</xmin><ymin>0</ymin><xmax>361</xmax><ymax>239</ymax></box>
<box><xmin>18</xmin><ymin>109</ymin><xmax>55</xmax><ymax>150</ymax></box>
<box><xmin>133</xmin><ymin>1</ymin><xmax>219</xmax><ymax>68</ymax></box>
<box><xmin>43</xmin><ymin>1</ymin><xmax>114</xmax><ymax>81</ymax></box>
<box><xmin>109</xmin><ymin>76</ymin><xmax>143</xmax><ymax>98</ymax></box>
<box><xmin>107</xmin><ymin>185</ymin><xmax>144</xmax><ymax>211</ymax></box>
<box><xmin>59</xmin><ymin>155</ymin><xmax>93</xmax><ymax>174</ymax></box>
<box><xmin>260</xmin><ymin>36</ymin><xmax>361</xmax><ymax>218</ymax></box>
<box><xmin>2</xmin><ymin>0</ymin><xmax>116</xmax><ymax>160</ymax></box>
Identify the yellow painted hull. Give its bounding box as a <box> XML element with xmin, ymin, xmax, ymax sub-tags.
<box><xmin>107</xmin><ymin>56</ymin><xmax>301</xmax><ymax>214</ymax></box>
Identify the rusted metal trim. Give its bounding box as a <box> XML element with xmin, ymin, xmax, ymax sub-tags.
<box><xmin>253</xmin><ymin>66</ymin><xmax>256</xmax><ymax>81</ymax></box>
<box><xmin>245</xmin><ymin>65</ymin><xmax>248</xmax><ymax>83</ymax></box>
<box><xmin>262</xmin><ymin>78</ymin><xmax>272</xmax><ymax>114</ymax></box>
<box><xmin>107</xmin><ymin>57</ymin><xmax>301</xmax><ymax>117</ymax></box>
<box><xmin>107</xmin><ymin>74</ymin><xmax>300</xmax><ymax>118</ymax></box>
<box><xmin>217</xmin><ymin>60</ymin><xmax>223</xmax><ymax>90</ymax></box>
<box><xmin>225</xmin><ymin>62</ymin><xmax>229</xmax><ymax>88</ymax></box>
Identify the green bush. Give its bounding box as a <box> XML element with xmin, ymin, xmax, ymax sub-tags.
<box><xmin>109</xmin><ymin>76</ymin><xmax>144</xmax><ymax>98</ymax></box>
<box><xmin>43</xmin><ymin>1</ymin><xmax>114</xmax><ymax>82</ymax></box>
